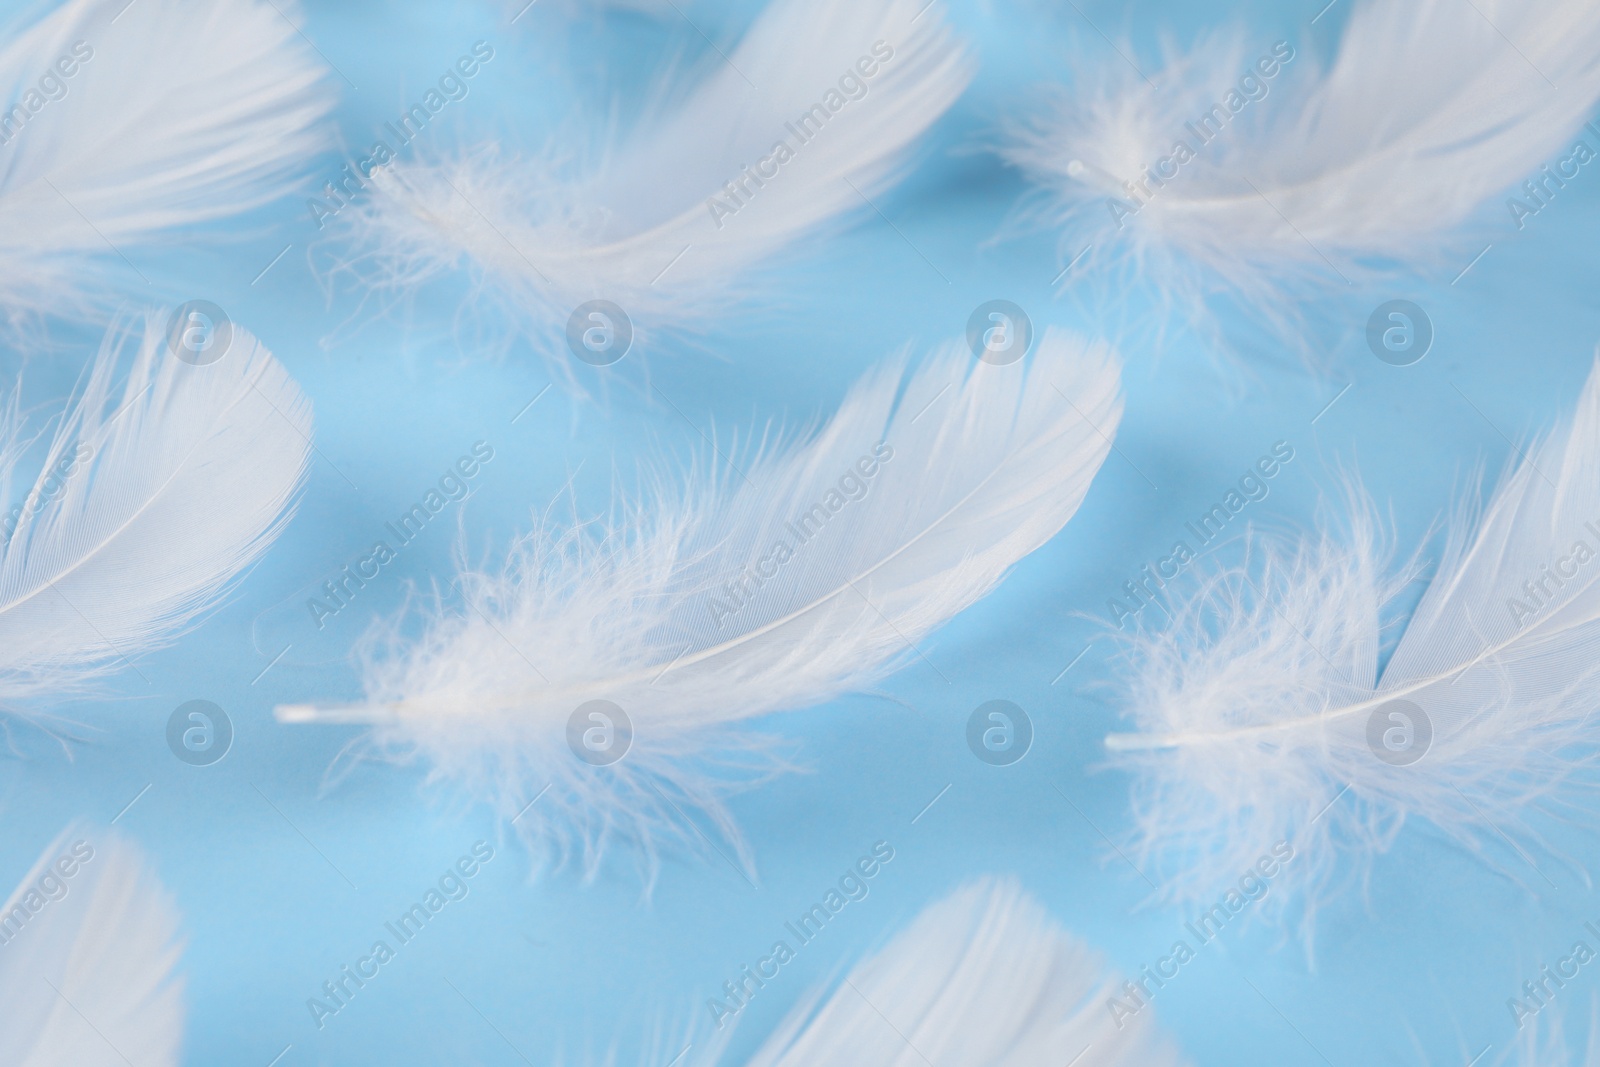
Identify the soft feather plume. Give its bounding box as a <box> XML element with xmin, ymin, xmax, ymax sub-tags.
<box><xmin>739</xmin><ymin>878</ymin><xmax>1187</xmax><ymax>1067</ymax></box>
<box><xmin>334</xmin><ymin>0</ymin><xmax>970</xmax><ymax>358</ymax></box>
<box><xmin>1004</xmin><ymin>0</ymin><xmax>1600</xmax><ymax>349</ymax></box>
<box><xmin>0</xmin><ymin>826</ymin><xmax>185</xmax><ymax>1066</ymax></box>
<box><xmin>0</xmin><ymin>0</ymin><xmax>332</xmax><ymax>325</ymax></box>
<box><xmin>0</xmin><ymin>311</ymin><xmax>312</xmax><ymax>707</ymax></box>
<box><xmin>1108</xmin><ymin>359</ymin><xmax>1600</xmax><ymax>940</ymax></box>
<box><xmin>278</xmin><ymin>329</ymin><xmax>1122</xmax><ymax>880</ymax></box>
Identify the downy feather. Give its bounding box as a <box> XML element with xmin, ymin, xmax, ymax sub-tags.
<box><xmin>0</xmin><ymin>826</ymin><xmax>185</xmax><ymax>1066</ymax></box>
<box><xmin>0</xmin><ymin>312</ymin><xmax>312</xmax><ymax>706</ymax></box>
<box><xmin>333</xmin><ymin>0</ymin><xmax>970</xmax><ymax>358</ymax></box>
<box><xmin>1107</xmin><ymin>359</ymin><xmax>1600</xmax><ymax>939</ymax></box>
<box><xmin>278</xmin><ymin>329</ymin><xmax>1122</xmax><ymax>880</ymax></box>
<box><xmin>1004</xmin><ymin>0</ymin><xmax>1600</xmax><ymax>350</ymax></box>
<box><xmin>740</xmin><ymin>878</ymin><xmax>1187</xmax><ymax>1067</ymax></box>
<box><xmin>0</xmin><ymin>0</ymin><xmax>332</xmax><ymax>325</ymax></box>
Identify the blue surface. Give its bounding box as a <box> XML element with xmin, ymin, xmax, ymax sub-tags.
<box><xmin>6</xmin><ymin>0</ymin><xmax>1600</xmax><ymax>1064</ymax></box>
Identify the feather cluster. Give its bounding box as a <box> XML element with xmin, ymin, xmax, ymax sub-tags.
<box><xmin>1109</xmin><ymin>359</ymin><xmax>1600</xmax><ymax>937</ymax></box>
<box><xmin>0</xmin><ymin>0</ymin><xmax>332</xmax><ymax>326</ymax></box>
<box><xmin>279</xmin><ymin>329</ymin><xmax>1122</xmax><ymax>879</ymax></box>
<box><xmin>1005</xmin><ymin>0</ymin><xmax>1600</xmax><ymax>348</ymax></box>
<box><xmin>11</xmin><ymin>0</ymin><xmax>1596</xmax><ymax>1057</ymax></box>
<box><xmin>334</xmin><ymin>0</ymin><xmax>970</xmax><ymax>357</ymax></box>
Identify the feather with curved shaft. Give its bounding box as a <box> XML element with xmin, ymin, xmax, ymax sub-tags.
<box><xmin>0</xmin><ymin>0</ymin><xmax>332</xmax><ymax>325</ymax></box>
<box><xmin>1107</xmin><ymin>359</ymin><xmax>1600</xmax><ymax>938</ymax></box>
<box><xmin>1004</xmin><ymin>0</ymin><xmax>1600</xmax><ymax>347</ymax></box>
<box><xmin>0</xmin><ymin>312</ymin><xmax>312</xmax><ymax>705</ymax></box>
<box><xmin>0</xmin><ymin>827</ymin><xmax>185</xmax><ymax>1067</ymax></box>
<box><xmin>335</xmin><ymin>0</ymin><xmax>970</xmax><ymax>357</ymax></box>
<box><xmin>278</xmin><ymin>329</ymin><xmax>1122</xmax><ymax>879</ymax></box>
<box><xmin>740</xmin><ymin>878</ymin><xmax>1187</xmax><ymax>1067</ymax></box>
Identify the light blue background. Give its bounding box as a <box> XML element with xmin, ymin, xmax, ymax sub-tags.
<box><xmin>5</xmin><ymin>0</ymin><xmax>1600</xmax><ymax>1064</ymax></box>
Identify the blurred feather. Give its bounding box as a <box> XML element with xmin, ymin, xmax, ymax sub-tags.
<box><xmin>0</xmin><ymin>311</ymin><xmax>312</xmax><ymax>707</ymax></box>
<box><xmin>1503</xmin><ymin>999</ymin><xmax>1600</xmax><ymax>1066</ymax></box>
<box><xmin>1005</xmin><ymin>0</ymin><xmax>1600</xmax><ymax>352</ymax></box>
<box><xmin>0</xmin><ymin>0</ymin><xmax>333</xmax><ymax>326</ymax></box>
<box><xmin>1108</xmin><ymin>359</ymin><xmax>1600</xmax><ymax>939</ymax></box>
<box><xmin>334</xmin><ymin>0</ymin><xmax>970</xmax><ymax>361</ymax></box>
<box><xmin>0</xmin><ymin>826</ymin><xmax>185</xmax><ymax>1066</ymax></box>
<box><xmin>278</xmin><ymin>329</ymin><xmax>1122</xmax><ymax>881</ymax></box>
<box><xmin>740</xmin><ymin>878</ymin><xmax>1187</xmax><ymax>1067</ymax></box>
<box><xmin>536</xmin><ymin>0</ymin><xmax>679</xmax><ymax>15</ymax></box>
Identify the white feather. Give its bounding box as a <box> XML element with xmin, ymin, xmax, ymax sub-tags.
<box><xmin>0</xmin><ymin>827</ymin><xmax>185</xmax><ymax>1067</ymax></box>
<box><xmin>1107</xmin><ymin>359</ymin><xmax>1600</xmax><ymax>938</ymax></box>
<box><xmin>334</xmin><ymin>0</ymin><xmax>970</xmax><ymax>357</ymax></box>
<box><xmin>1004</xmin><ymin>0</ymin><xmax>1600</xmax><ymax>347</ymax></box>
<box><xmin>0</xmin><ymin>0</ymin><xmax>332</xmax><ymax>325</ymax></box>
<box><xmin>0</xmin><ymin>312</ymin><xmax>312</xmax><ymax>704</ymax></box>
<box><xmin>278</xmin><ymin>329</ymin><xmax>1122</xmax><ymax>879</ymax></box>
<box><xmin>741</xmin><ymin>878</ymin><xmax>1187</xmax><ymax>1067</ymax></box>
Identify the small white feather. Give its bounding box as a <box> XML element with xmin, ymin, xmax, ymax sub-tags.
<box><xmin>0</xmin><ymin>827</ymin><xmax>185</xmax><ymax>1067</ymax></box>
<box><xmin>335</xmin><ymin>0</ymin><xmax>970</xmax><ymax>357</ymax></box>
<box><xmin>742</xmin><ymin>878</ymin><xmax>1188</xmax><ymax>1067</ymax></box>
<box><xmin>278</xmin><ymin>329</ymin><xmax>1122</xmax><ymax>880</ymax></box>
<box><xmin>1005</xmin><ymin>0</ymin><xmax>1600</xmax><ymax>348</ymax></box>
<box><xmin>0</xmin><ymin>312</ymin><xmax>313</xmax><ymax>704</ymax></box>
<box><xmin>0</xmin><ymin>0</ymin><xmax>333</xmax><ymax>325</ymax></box>
<box><xmin>1108</xmin><ymin>358</ymin><xmax>1600</xmax><ymax>938</ymax></box>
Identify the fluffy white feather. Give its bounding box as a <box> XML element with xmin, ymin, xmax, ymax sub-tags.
<box><xmin>740</xmin><ymin>878</ymin><xmax>1187</xmax><ymax>1067</ymax></box>
<box><xmin>0</xmin><ymin>312</ymin><xmax>312</xmax><ymax>704</ymax></box>
<box><xmin>1005</xmin><ymin>0</ymin><xmax>1600</xmax><ymax>347</ymax></box>
<box><xmin>0</xmin><ymin>827</ymin><xmax>185</xmax><ymax>1066</ymax></box>
<box><xmin>1107</xmin><ymin>359</ymin><xmax>1600</xmax><ymax>937</ymax></box>
<box><xmin>0</xmin><ymin>0</ymin><xmax>332</xmax><ymax>325</ymax></box>
<box><xmin>335</xmin><ymin>0</ymin><xmax>970</xmax><ymax>356</ymax></box>
<box><xmin>278</xmin><ymin>329</ymin><xmax>1122</xmax><ymax>879</ymax></box>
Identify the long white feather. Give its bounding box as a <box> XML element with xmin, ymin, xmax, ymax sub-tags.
<box><xmin>0</xmin><ymin>312</ymin><xmax>312</xmax><ymax>704</ymax></box>
<box><xmin>334</xmin><ymin>0</ymin><xmax>970</xmax><ymax>357</ymax></box>
<box><xmin>0</xmin><ymin>0</ymin><xmax>332</xmax><ymax>325</ymax></box>
<box><xmin>1107</xmin><ymin>359</ymin><xmax>1600</xmax><ymax>938</ymax></box>
<box><xmin>278</xmin><ymin>329</ymin><xmax>1122</xmax><ymax>879</ymax></box>
<box><xmin>740</xmin><ymin>878</ymin><xmax>1187</xmax><ymax>1067</ymax></box>
<box><xmin>1004</xmin><ymin>0</ymin><xmax>1600</xmax><ymax>347</ymax></box>
<box><xmin>0</xmin><ymin>827</ymin><xmax>185</xmax><ymax>1066</ymax></box>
